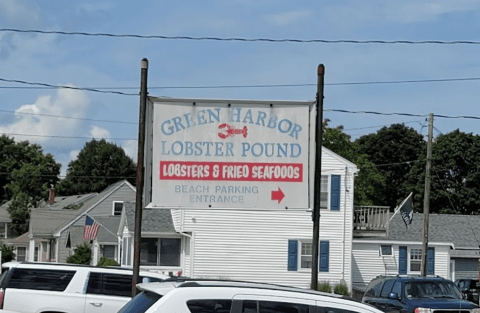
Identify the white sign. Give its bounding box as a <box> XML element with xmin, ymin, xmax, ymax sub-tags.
<box><xmin>149</xmin><ymin>98</ymin><xmax>311</xmax><ymax>209</ymax></box>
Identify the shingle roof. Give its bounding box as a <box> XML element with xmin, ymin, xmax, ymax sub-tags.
<box><xmin>124</xmin><ymin>202</ymin><xmax>175</xmax><ymax>233</ymax></box>
<box><xmin>92</xmin><ymin>215</ymin><xmax>121</xmax><ymax>243</ymax></box>
<box><xmin>374</xmin><ymin>212</ymin><xmax>480</xmax><ymax>249</ymax></box>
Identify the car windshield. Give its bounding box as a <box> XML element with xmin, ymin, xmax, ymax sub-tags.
<box><xmin>404</xmin><ymin>281</ymin><xmax>462</xmax><ymax>299</ymax></box>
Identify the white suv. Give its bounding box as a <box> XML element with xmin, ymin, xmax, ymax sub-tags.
<box><xmin>0</xmin><ymin>262</ymin><xmax>171</xmax><ymax>313</ymax></box>
<box><xmin>118</xmin><ymin>280</ymin><xmax>385</xmax><ymax>313</ymax></box>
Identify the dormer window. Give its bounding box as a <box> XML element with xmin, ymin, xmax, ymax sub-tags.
<box><xmin>113</xmin><ymin>202</ymin><xmax>123</xmax><ymax>216</ymax></box>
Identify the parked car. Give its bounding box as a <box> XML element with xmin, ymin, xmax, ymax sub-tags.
<box><xmin>118</xmin><ymin>279</ymin><xmax>386</xmax><ymax>313</ymax></box>
<box><xmin>0</xmin><ymin>261</ymin><xmax>171</xmax><ymax>313</ymax></box>
<box><xmin>362</xmin><ymin>275</ymin><xmax>479</xmax><ymax>313</ymax></box>
<box><xmin>455</xmin><ymin>278</ymin><xmax>480</xmax><ymax>304</ymax></box>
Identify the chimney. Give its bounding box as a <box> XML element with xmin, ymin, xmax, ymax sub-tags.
<box><xmin>48</xmin><ymin>187</ymin><xmax>55</xmax><ymax>205</ymax></box>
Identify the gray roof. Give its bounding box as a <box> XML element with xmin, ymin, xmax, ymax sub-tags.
<box><xmin>124</xmin><ymin>202</ymin><xmax>176</xmax><ymax>233</ymax></box>
<box><xmin>30</xmin><ymin>180</ymin><xmax>132</xmax><ymax>237</ymax></box>
<box><xmin>374</xmin><ymin>212</ymin><xmax>480</xmax><ymax>249</ymax></box>
<box><xmin>92</xmin><ymin>215</ymin><xmax>121</xmax><ymax>243</ymax></box>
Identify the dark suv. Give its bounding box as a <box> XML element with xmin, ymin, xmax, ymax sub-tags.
<box><xmin>362</xmin><ymin>275</ymin><xmax>479</xmax><ymax>313</ymax></box>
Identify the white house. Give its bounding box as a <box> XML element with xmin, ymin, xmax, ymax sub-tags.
<box><xmin>121</xmin><ymin>147</ymin><xmax>359</xmax><ymax>289</ymax></box>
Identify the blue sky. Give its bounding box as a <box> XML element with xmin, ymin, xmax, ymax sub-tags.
<box><xmin>1</xmin><ymin>0</ymin><xmax>480</xmax><ymax>175</ymax></box>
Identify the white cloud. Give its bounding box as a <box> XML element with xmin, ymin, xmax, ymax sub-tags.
<box><xmin>0</xmin><ymin>0</ymin><xmax>43</xmax><ymax>27</ymax></box>
<box><xmin>0</xmin><ymin>87</ymin><xmax>90</xmax><ymax>145</ymax></box>
<box><xmin>121</xmin><ymin>140</ymin><xmax>138</xmax><ymax>163</ymax></box>
<box><xmin>90</xmin><ymin>126</ymin><xmax>111</xmax><ymax>140</ymax></box>
<box><xmin>265</xmin><ymin>10</ymin><xmax>312</xmax><ymax>26</ymax></box>
<box><xmin>324</xmin><ymin>0</ymin><xmax>480</xmax><ymax>25</ymax></box>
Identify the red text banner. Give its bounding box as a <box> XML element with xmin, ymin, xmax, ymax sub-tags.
<box><xmin>160</xmin><ymin>161</ymin><xmax>303</xmax><ymax>182</ymax></box>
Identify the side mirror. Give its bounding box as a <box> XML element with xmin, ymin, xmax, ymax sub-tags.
<box><xmin>388</xmin><ymin>292</ymin><xmax>400</xmax><ymax>300</ymax></box>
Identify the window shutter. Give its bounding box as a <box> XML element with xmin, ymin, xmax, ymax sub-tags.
<box><xmin>427</xmin><ymin>247</ymin><xmax>435</xmax><ymax>275</ymax></box>
<box><xmin>319</xmin><ymin>241</ymin><xmax>329</xmax><ymax>272</ymax></box>
<box><xmin>287</xmin><ymin>240</ymin><xmax>298</xmax><ymax>271</ymax></box>
<box><xmin>330</xmin><ymin>175</ymin><xmax>341</xmax><ymax>211</ymax></box>
<box><xmin>399</xmin><ymin>246</ymin><xmax>407</xmax><ymax>274</ymax></box>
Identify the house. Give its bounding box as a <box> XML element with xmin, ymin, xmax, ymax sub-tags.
<box><xmin>24</xmin><ymin>180</ymin><xmax>136</xmax><ymax>264</ymax></box>
<box><xmin>120</xmin><ymin>147</ymin><xmax>359</xmax><ymax>289</ymax></box>
<box><xmin>352</xmin><ymin>211</ymin><xmax>480</xmax><ymax>296</ymax></box>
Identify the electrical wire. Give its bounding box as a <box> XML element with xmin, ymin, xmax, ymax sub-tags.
<box><xmin>2</xmin><ymin>28</ymin><xmax>480</xmax><ymax>45</ymax></box>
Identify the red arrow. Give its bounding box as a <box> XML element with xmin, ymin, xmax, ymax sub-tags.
<box><xmin>271</xmin><ymin>187</ymin><xmax>285</xmax><ymax>204</ymax></box>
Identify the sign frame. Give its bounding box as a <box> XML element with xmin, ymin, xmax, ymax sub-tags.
<box><xmin>144</xmin><ymin>97</ymin><xmax>315</xmax><ymax>210</ymax></box>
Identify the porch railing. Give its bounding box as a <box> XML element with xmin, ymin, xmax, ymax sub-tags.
<box><xmin>353</xmin><ymin>206</ymin><xmax>390</xmax><ymax>231</ymax></box>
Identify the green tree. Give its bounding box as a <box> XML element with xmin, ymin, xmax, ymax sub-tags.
<box><xmin>7</xmin><ymin>192</ymin><xmax>30</xmax><ymax>236</ymax></box>
<box><xmin>0</xmin><ymin>135</ymin><xmax>60</xmax><ymax>203</ymax></box>
<box><xmin>405</xmin><ymin>129</ymin><xmax>480</xmax><ymax>214</ymax></box>
<box><xmin>66</xmin><ymin>242</ymin><xmax>92</xmax><ymax>264</ymax></box>
<box><xmin>0</xmin><ymin>243</ymin><xmax>15</xmax><ymax>263</ymax></box>
<box><xmin>57</xmin><ymin>139</ymin><xmax>136</xmax><ymax>195</ymax></box>
<box><xmin>355</xmin><ymin>124</ymin><xmax>425</xmax><ymax>209</ymax></box>
<box><xmin>322</xmin><ymin>121</ymin><xmax>385</xmax><ymax>205</ymax></box>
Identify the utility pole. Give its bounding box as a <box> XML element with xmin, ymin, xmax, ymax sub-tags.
<box><xmin>421</xmin><ymin>113</ymin><xmax>433</xmax><ymax>276</ymax></box>
<box><xmin>311</xmin><ymin>64</ymin><xmax>325</xmax><ymax>290</ymax></box>
<box><xmin>132</xmin><ymin>58</ymin><xmax>148</xmax><ymax>296</ymax></box>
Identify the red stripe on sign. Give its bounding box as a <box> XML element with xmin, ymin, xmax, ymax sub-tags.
<box><xmin>160</xmin><ymin>161</ymin><xmax>303</xmax><ymax>182</ymax></box>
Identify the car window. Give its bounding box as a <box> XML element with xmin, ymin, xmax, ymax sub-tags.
<box><xmin>364</xmin><ymin>279</ymin><xmax>384</xmax><ymax>297</ymax></box>
<box><xmin>7</xmin><ymin>268</ymin><xmax>75</xmax><ymax>291</ymax></box>
<box><xmin>241</xmin><ymin>300</ymin><xmax>309</xmax><ymax>313</ymax></box>
<box><xmin>118</xmin><ymin>291</ymin><xmax>161</xmax><ymax>313</ymax></box>
<box><xmin>404</xmin><ymin>280</ymin><xmax>462</xmax><ymax>299</ymax></box>
<box><xmin>325</xmin><ymin>307</ymin><xmax>363</xmax><ymax>313</ymax></box>
<box><xmin>391</xmin><ymin>281</ymin><xmax>402</xmax><ymax>297</ymax></box>
<box><xmin>187</xmin><ymin>299</ymin><xmax>232</xmax><ymax>313</ymax></box>
<box><xmin>87</xmin><ymin>272</ymin><xmax>132</xmax><ymax>297</ymax></box>
<box><xmin>380</xmin><ymin>280</ymin><xmax>395</xmax><ymax>298</ymax></box>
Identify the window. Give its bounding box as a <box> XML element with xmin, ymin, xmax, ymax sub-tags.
<box><xmin>380</xmin><ymin>279</ymin><xmax>395</xmax><ymax>297</ymax></box>
<box><xmin>87</xmin><ymin>272</ymin><xmax>131</xmax><ymax>297</ymax></box>
<box><xmin>364</xmin><ymin>279</ymin><xmax>384</xmax><ymax>297</ymax></box>
<box><xmin>34</xmin><ymin>247</ymin><xmax>39</xmax><ymax>262</ymax></box>
<box><xmin>242</xmin><ymin>300</ymin><xmax>309</xmax><ymax>313</ymax></box>
<box><xmin>103</xmin><ymin>245</ymin><xmax>115</xmax><ymax>259</ymax></box>
<box><xmin>410</xmin><ymin>249</ymin><xmax>422</xmax><ymax>272</ymax></box>
<box><xmin>118</xmin><ymin>291</ymin><xmax>161</xmax><ymax>313</ymax></box>
<box><xmin>122</xmin><ymin>234</ymin><xmax>132</xmax><ymax>266</ymax></box>
<box><xmin>187</xmin><ymin>300</ymin><xmax>232</xmax><ymax>313</ymax></box>
<box><xmin>16</xmin><ymin>247</ymin><xmax>26</xmax><ymax>261</ymax></box>
<box><xmin>287</xmin><ymin>240</ymin><xmax>329</xmax><ymax>272</ymax></box>
<box><xmin>140</xmin><ymin>238</ymin><xmax>181</xmax><ymax>267</ymax></box>
<box><xmin>391</xmin><ymin>281</ymin><xmax>402</xmax><ymax>296</ymax></box>
<box><xmin>300</xmin><ymin>242</ymin><xmax>312</xmax><ymax>269</ymax></box>
<box><xmin>8</xmin><ymin>268</ymin><xmax>75</xmax><ymax>291</ymax></box>
<box><xmin>320</xmin><ymin>175</ymin><xmax>328</xmax><ymax>209</ymax></box>
<box><xmin>381</xmin><ymin>245</ymin><xmax>392</xmax><ymax>256</ymax></box>
<box><xmin>113</xmin><ymin>201</ymin><xmax>123</xmax><ymax>216</ymax></box>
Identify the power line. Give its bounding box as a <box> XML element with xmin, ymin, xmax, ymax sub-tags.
<box><xmin>4</xmin><ymin>77</ymin><xmax>480</xmax><ymax>92</ymax></box>
<box><xmin>2</xmin><ymin>133</ymin><xmax>137</xmax><ymax>140</ymax></box>
<box><xmin>0</xmin><ymin>78</ymin><xmax>137</xmax><ymax>96</ymax></box>
<box><xmin>2</xmin><ymin>28</ymin><xmax>480</xmax><ymax>45</ymax></box>
<box><xmin>0</xmin><ymin>109</ymin><xmax>137</xmax><ymax>125</ymax></box>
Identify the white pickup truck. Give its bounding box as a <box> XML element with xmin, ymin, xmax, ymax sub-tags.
<box><xmin>0</xmin><ymin>262</ymin><xmax>170</xmax><ymax>313</ymax></box>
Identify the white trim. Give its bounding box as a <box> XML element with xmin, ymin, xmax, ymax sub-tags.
<box><xmin>379</xmin><ymin>244</ymin><xmax>393</xmax><ymax>256</ymax></box>
<box><xmin>322</xmin><ymin>146</ymin><xmax>359</xmax><ymax>173</ymax></box>
<box><xmin>113</xmin><ymin>201</ymin><xmax>124</xmax><ymax>216</ymax></box>
<box><xmin>353</xmin><ymin>239</ymin><xmax>454</xmax><ymax>247</ymax></box>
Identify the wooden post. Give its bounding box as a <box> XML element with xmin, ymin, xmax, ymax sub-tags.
<box><xmin>421</xmin><ymin>113</ymin><xmax>433</xmax><ymax>276</ymax></box>
<box><xmin>311</xmin><ymin>64</ymin><xmax>325</xmax><ymax>290</ymax></box>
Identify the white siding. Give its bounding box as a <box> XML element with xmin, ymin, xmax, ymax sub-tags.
<box><xmin>352</xmin><ymin>242</ymin><xmax>450</xmax><ymax>292</ymax></box>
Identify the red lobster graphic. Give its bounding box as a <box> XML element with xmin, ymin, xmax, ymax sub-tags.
<box><xmin>218</xmin><ymin>123</ymin><xmax>248</xmax><ymax>139</ymax></box>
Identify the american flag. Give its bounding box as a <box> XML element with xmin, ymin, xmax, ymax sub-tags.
<box><xmin>83</xmin><ymin>215</ymin><xmax>100</xmax><ymax>241</ymax></box>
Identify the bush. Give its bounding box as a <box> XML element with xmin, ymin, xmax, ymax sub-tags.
<box><xmin>0</xmin><ymin>243</ymin><xmax>15</xmax><ymax>263</ymax></box>
<box><xmin>66</xmin><ymin>242</ymin><xmax>92</xmax><ymax>265</ymax></box>
<box><xmin>97</xmin><ymin>257</ymin><xmax>119</xmax><ymax>267</ymax></box>
<box><xmin>317</xmin><ymin>281</ymin><xmax>332</xmax><ymax>293</ymax></box>
<box><xmin>334</xmin><ymin>283</ymin><xmax>350</xmax><ymax>297</ymax></box>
